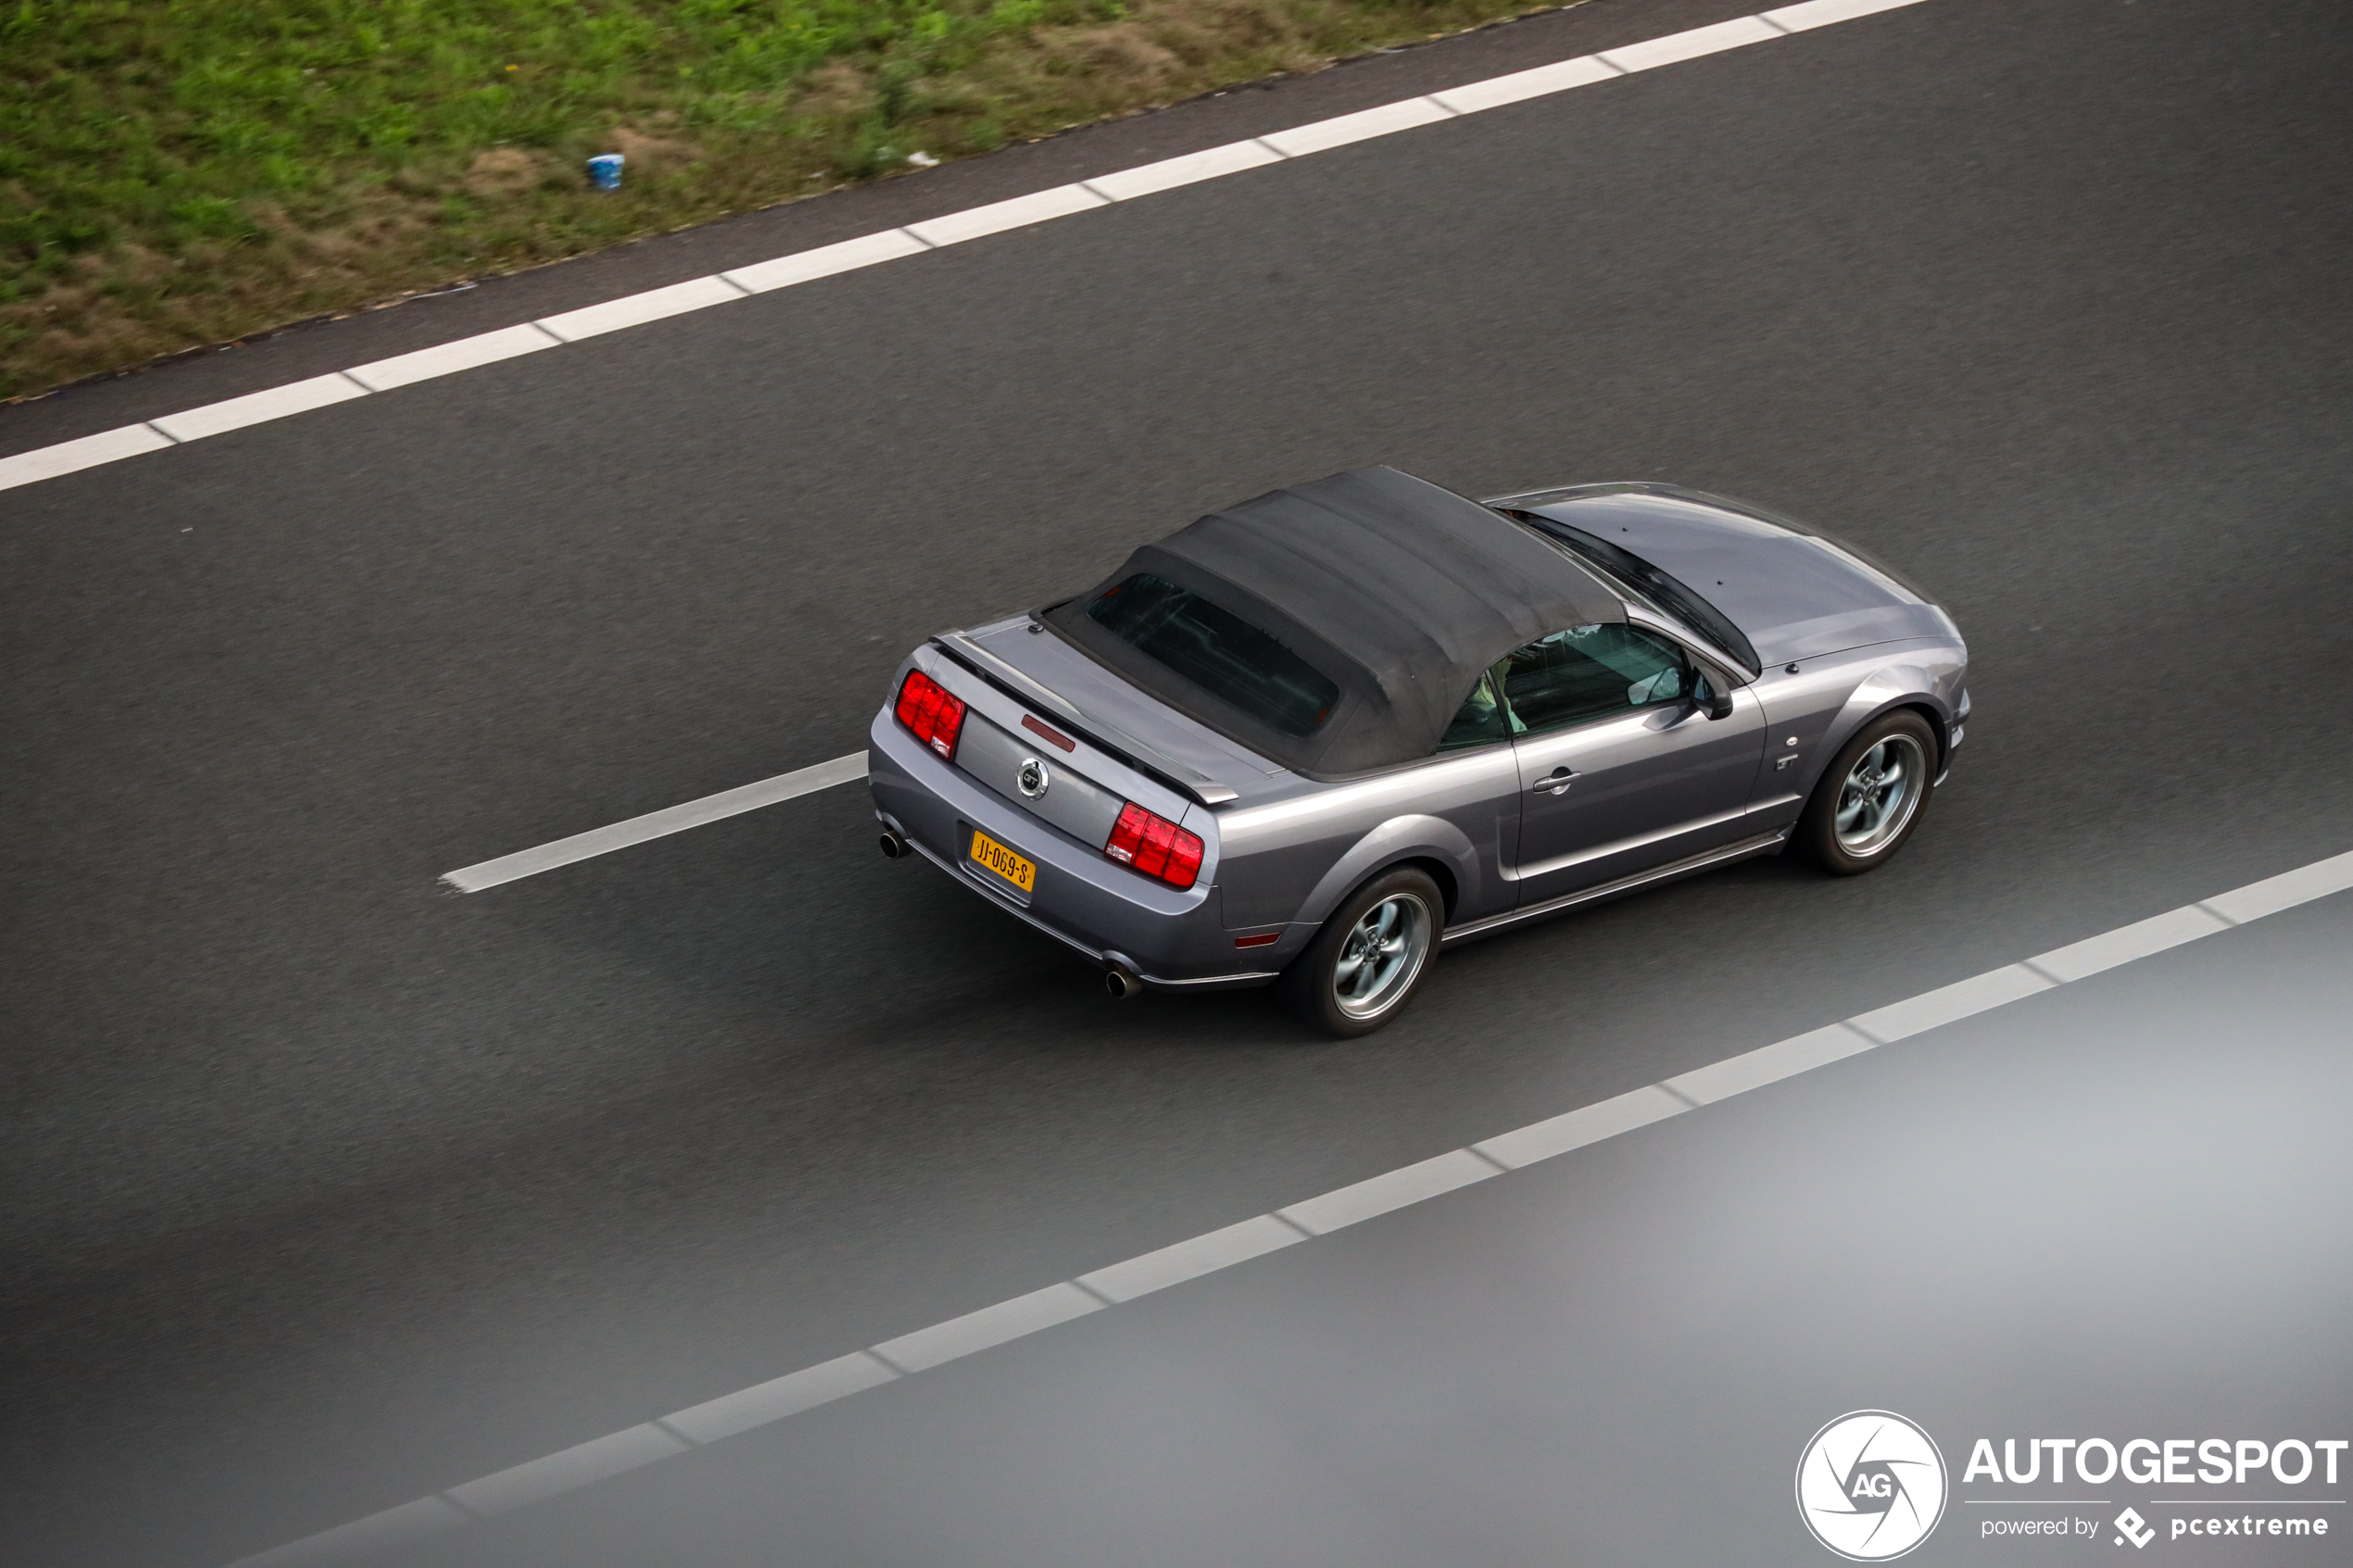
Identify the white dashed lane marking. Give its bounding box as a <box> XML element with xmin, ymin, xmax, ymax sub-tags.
<box><xmin>440</xmin><ymin>751</ymin><xmax>869</xmax><ymax>893</ymax></box>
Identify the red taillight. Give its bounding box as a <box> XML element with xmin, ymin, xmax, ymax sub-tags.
<box><xmin>894</xmin><ymin>669</ymin><xmax>967</xmax><ymax>760</ymax></box>
<box><xmin>1104</xmin><ymin>801</ymin><xmax>1204</xmax><ymax>890</ymax></box>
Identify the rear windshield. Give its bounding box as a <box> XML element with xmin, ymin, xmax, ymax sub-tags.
<box><xmin>1086</xmin><ymin>573</ymin><xmax>1340</xmax><ymax>737</ymax></box>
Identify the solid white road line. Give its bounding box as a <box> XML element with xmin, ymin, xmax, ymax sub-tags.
<box><xmin>2200</xmin><ymin>845</ymin><xmax>2353</xmax><ymax>923</ymax></box>
<box><xmin>1599</xmin><ymin>13</ymin><xmax>1788</xmax><ymax>70</ymax></box>
<box><xmin>1846</xmin><ymin>962</ymin><xmax>2055</xmax><ymax>1044</ymax></box>
<box><xmin>1257</xmin><ymin>95</ymin><xmax>1459</xmax><ymax>157</ymax></box>
<box><xmin>535</xmin><ymin>275</ymin><xmax>751</xmax><ymax>343</ymax></box>
<box><xmin>1075</xmin><ymin>1214</ymin><xmax>1310</xmax><ymax>1303</ymax></box>
<box><xmin>661</xmin><ymin>1352</ymin><xmax>900</xmax><ymax>1445</ymax></box>
<box><xmin>1276</xmin><ymin>1148</ymin><xmax>1504</xmax><ymax>1235</ymax></box>
<box><xmin>2024</xmin><ymin>904</ymin><xmax>2233</xmax><ymax>984</ymax></box>
<box><xmin>224</xmin><ymin>846</ymin><xmax>2353</xmax><ymax>1566</ymax></box>
<box><xmin>1471</xmin><ymin>1083</ymin><xmax>1690</xmax><ymax>1167</ymax></box>
<box><xmin>443</xmin><ymin>1424</ymin><xmax>689</xmax><ymax>1518</ymax></box>
<box><xmin>0</xmin><ymin>422</ymin><xmax>177</xmax><ymax>488</ymax></box>
<box><xmin>146</xmin><ymin>372</ymin><xmax>370</xmax><ymax>444</ymax></box>
<box><xmin>869</xmin><ymin>1283</ymin><xmax>1106</xmax><ymax>1374</ymax></box>
<box><xmin>906</xmin><ymin>183</ymin><xmax>1109</xmax><ymax>247</ymax></box>
<box><xmin>0</xmin><ymin>0</ymin><xmax>1943</xmax><ymax>498</ymax></box>
<box><xmin>1081</xmin><ymin>140</ymin><xmax>1289</xmax><ymax>202</ymax></box>
<box><xmin>1764</xmin><ymin>0</ymin><xmax>1933</xmax><ymax>31</ymax></box>
<box><xmin>440</xmin><ymin>750</ymin><xmax>868</xmax><ymax>893</ymax></box>
<box><xmin>1430</xmin><ymin>54</ymin><xmax>1625</xmax><ymax>115</ymax></box>
<box><xmin>1657</xmin><ymin>1022</ymin><xmax>1876</xmax><ymax>1106</ymax></box>
<box><xmin>344</xmin><ymin>324</ymin><xmax>562</xmax><ymax>394</ymax></box>
<box><xmin>723</xmin><ymin>229</ymin><xmax>934</xmax><ymax>293</ymax></box>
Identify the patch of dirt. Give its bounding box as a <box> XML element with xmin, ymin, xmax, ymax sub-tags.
<box><xmin>1050</xmin><ymin>24</ymin><xmax>1186</xmax><ymax>86</ymax></box>
<box><xmin>791</xmin><ymin>60</ymin><xmax>877</xmax><ymax>122</ymax></box>
<box><xmin>466</xmin><ymin>146</ymin><xmax>550</xmax><ymax>197</ymax></box>
<box><xmin>604</xmin><ymin>126</ymin><xmax>703</xmax><ymax>174</ymax></box>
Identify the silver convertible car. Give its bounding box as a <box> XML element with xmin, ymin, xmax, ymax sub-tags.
<box><xmin>869</xmin><ymin>468</ymin><xmax>1968</xmax><ymax>1035</ymax></box>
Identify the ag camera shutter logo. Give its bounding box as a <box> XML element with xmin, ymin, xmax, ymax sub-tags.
<box><xmin>1796</xmin><ymin>1411</ymin><xmax>1949</xmax><ymax>1561</ymax></box>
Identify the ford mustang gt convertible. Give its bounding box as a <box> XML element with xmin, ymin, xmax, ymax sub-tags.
<box><xmin>869</xmin><ymin>468</ymin><xmax>1968</xmax><ymax>1036</ymax></box>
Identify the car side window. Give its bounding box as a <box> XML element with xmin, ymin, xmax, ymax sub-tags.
<box><xmin>1499</xmin><ymin>623</ymin><xmax>1691</xmax><ymax>735</ymax></box>
<box><xmin>1436</xmin><ymin>671</ymin><xmax>1511</xmax><ymax>750</ymax></box>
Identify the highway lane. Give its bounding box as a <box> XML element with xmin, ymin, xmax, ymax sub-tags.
<box><xmin>4</xmin><ymin>0</ymin><xmax>2350</xmax><ymax>1561</ymax></box>
<box><xmin>388</xmin><ymin>877</ymin><xmax>2353</xmax><ymax>1568</ymax></box>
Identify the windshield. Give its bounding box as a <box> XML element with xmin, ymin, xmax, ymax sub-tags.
<box><xmin>1085</xmin><ymin>573</ymin><xmax>1341</xmax><ymax>737</ymax></box>
<box><xmin>1507</xmin><ymin>513</ymin><xmax>1762</xmax><ymax>674</ymax></box>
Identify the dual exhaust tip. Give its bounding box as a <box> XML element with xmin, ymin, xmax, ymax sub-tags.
<box><xmin>878</xmin><ymin>827</ymin><xmax>1145</xmax><ymax>1000</ymax></box>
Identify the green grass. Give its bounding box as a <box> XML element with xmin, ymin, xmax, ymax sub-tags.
<box><xmin>1</xmin><ymin>0</ymin><xmax>1567</xmax><ymax>398</ymax></box>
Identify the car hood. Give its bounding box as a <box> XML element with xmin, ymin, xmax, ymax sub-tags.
<box><xmin>1502</xmin><ymin>485</ymin><xmax>1959</xmax><ymax>667</ymax></box>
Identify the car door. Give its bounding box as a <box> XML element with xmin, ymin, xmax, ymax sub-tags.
<box><xmin>1501</xmin><ymin>622</ymin><xmax>1767</xmax><ymax>906</ymax></box>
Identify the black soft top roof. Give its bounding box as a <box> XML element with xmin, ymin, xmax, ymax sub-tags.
<box><xmin>1044</xmin><ymin>467</ymin><xmax>1625</xmax><ymax>774</ymax></box>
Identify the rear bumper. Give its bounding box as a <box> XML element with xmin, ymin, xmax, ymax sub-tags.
<box><xmin>866</xmin><ymin>710</ymin><xmax>1278</xmax><ymax>989</ymax></box>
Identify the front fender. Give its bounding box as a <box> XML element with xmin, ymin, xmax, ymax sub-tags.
<box><xmin>1819</xmin><ymin>663</ymin><xmax>1954</xmax><ymax>778</ymax></box>
<box><xmin>1295</xmin><ymin>814</ymin><xmax>1480</xmax><ymax>930</ymax></box>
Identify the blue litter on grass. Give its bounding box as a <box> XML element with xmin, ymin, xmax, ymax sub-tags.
<box><xmin>587</xmin><ymin>154</ymin><xmax>624</xmax><ymax>190</ymax></box>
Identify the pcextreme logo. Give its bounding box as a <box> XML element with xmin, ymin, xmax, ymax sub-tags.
<box><xmin>1797</xmin><ymin>1411</ymin><xmax>1951</xmax><ymax>1561</ymax></box>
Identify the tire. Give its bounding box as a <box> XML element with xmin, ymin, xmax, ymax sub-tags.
<box><xmin>1277</xmin><ymin>866</ymin><xmax>1443</xmax><ymax>1038</ymax></box>
<box><xmin>1796</xmin><ymin>709</ymin><xmax>1940</xmax><ymax>875</ymax></box>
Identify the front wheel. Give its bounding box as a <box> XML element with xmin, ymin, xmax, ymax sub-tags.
<box><xmin>1796</xmin><ymin>709</ymin><xmax>1939</xmax><ymax>874</ymax></box>
<box><xmin>1277</xmin><ymin>866</ymin><xmax>1442</xmax><ymax>1038</ymax></box>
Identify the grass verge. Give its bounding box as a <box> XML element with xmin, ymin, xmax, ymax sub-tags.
<box><xmin>2</xmin><ymin>0</ymin><xmax>1583</xmax><ymax>401</ymax></box>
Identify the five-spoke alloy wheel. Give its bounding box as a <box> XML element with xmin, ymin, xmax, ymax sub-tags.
<box><xmin>1279</xmin><ymin>865</ymin><xmax>1442</xmax><ymax>1037</ymax></box>
<box><xmin>1797</xmin><ymin>709</ymin><xmax>1941</xmax><ymax>874</ymax></box>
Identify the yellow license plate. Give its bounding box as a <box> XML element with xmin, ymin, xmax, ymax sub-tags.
<box><xmin>968</xmin><ymin>828</ymin><xmax>1037</xmax><ymax>893</ymax></box>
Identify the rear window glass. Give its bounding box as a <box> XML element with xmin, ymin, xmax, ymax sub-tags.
<box><xmin>1086</xmin><ymin>573</ymin><xmax>1340</xmax><ymax>737</ymax></box>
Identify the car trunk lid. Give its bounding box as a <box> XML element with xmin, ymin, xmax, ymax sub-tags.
<box><xmin>953</xmin><ymin>615</ymin><xmax>1290</xmax><ymax>796</ymax></box>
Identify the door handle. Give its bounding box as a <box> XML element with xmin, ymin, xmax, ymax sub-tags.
<box><xmin>1529</xmin><ymin>769</ymin><xmax>1575</xmax><ymax>796</ymax></box>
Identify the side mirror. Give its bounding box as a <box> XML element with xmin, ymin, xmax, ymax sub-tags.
<box><xmin>1697</xmin><ymin>673</ymin><xmax>1735</xmax><ymax>721</ymax></box>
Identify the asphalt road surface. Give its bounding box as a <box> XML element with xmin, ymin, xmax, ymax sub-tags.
<box><xmin>403</xmin><ymin>882</ymin><xmax>2353</xmax><ymax>1568</ymax></box>
<box><xmin>4</xmin><ymin>0</ymin><xmax>2349</xmax><ymax>1562</ymax></box>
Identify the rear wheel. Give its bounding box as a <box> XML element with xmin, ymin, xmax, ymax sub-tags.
<box><xmin>1277</xmin><ymin>866</ymin><xmax>1441</xmax><ymax>1038</ymax></box>
<box><xmin>1796</xmin><ymin>709</ymin><xmax>1938</xmax><ymax>874</ymax></box>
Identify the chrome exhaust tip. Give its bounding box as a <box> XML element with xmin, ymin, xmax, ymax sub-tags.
<box><xmin>1104</xmin><ymin>965</ymin><xmax>1143</xmax><ymax>1000</ymax></box>
<box><xmin>878</xmin><ymin>830</ymin><xmax>911</xmax><ymax>860</ymax></box>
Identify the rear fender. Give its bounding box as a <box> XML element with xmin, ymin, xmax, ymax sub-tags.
<box><xmin>1295</xmin><ymin>815</ymin><xmax>1478</xmax><ymax>931</ymax></box>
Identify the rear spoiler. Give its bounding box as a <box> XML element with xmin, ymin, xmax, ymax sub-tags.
<box><xmin>930</xmin><ymin>632</ymin><xmax>1239</xmax><ymax>808</ymax></box>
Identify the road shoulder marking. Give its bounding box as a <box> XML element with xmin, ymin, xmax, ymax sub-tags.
<box><xmin>345</xmin><ymin>325</ymin><xmax>562</xmax><ymax>393</ymax></box>
<box><xmin>146</xmin><ymin>373</ymin><xmax>370</xmax><ymax>444</ymax></box>
<box><xmin>4</xmin><ymin>0</ymin><xmax>1940</xmax><ymax>496</ymax></box>
<box><xmin>444</xmin><ymin>1424</ymin><xmax>689</xmax><ymax>1518</ymax></box>
<box><xmin>660</xmin><ymin>1353</ymin><xmax>900</xmax><ymax>1445</ymax></box>
<box><xmin>870</xmin><ymin>1283</ymin><xmax>1105</xmax><ymax>1374</ymax></box>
